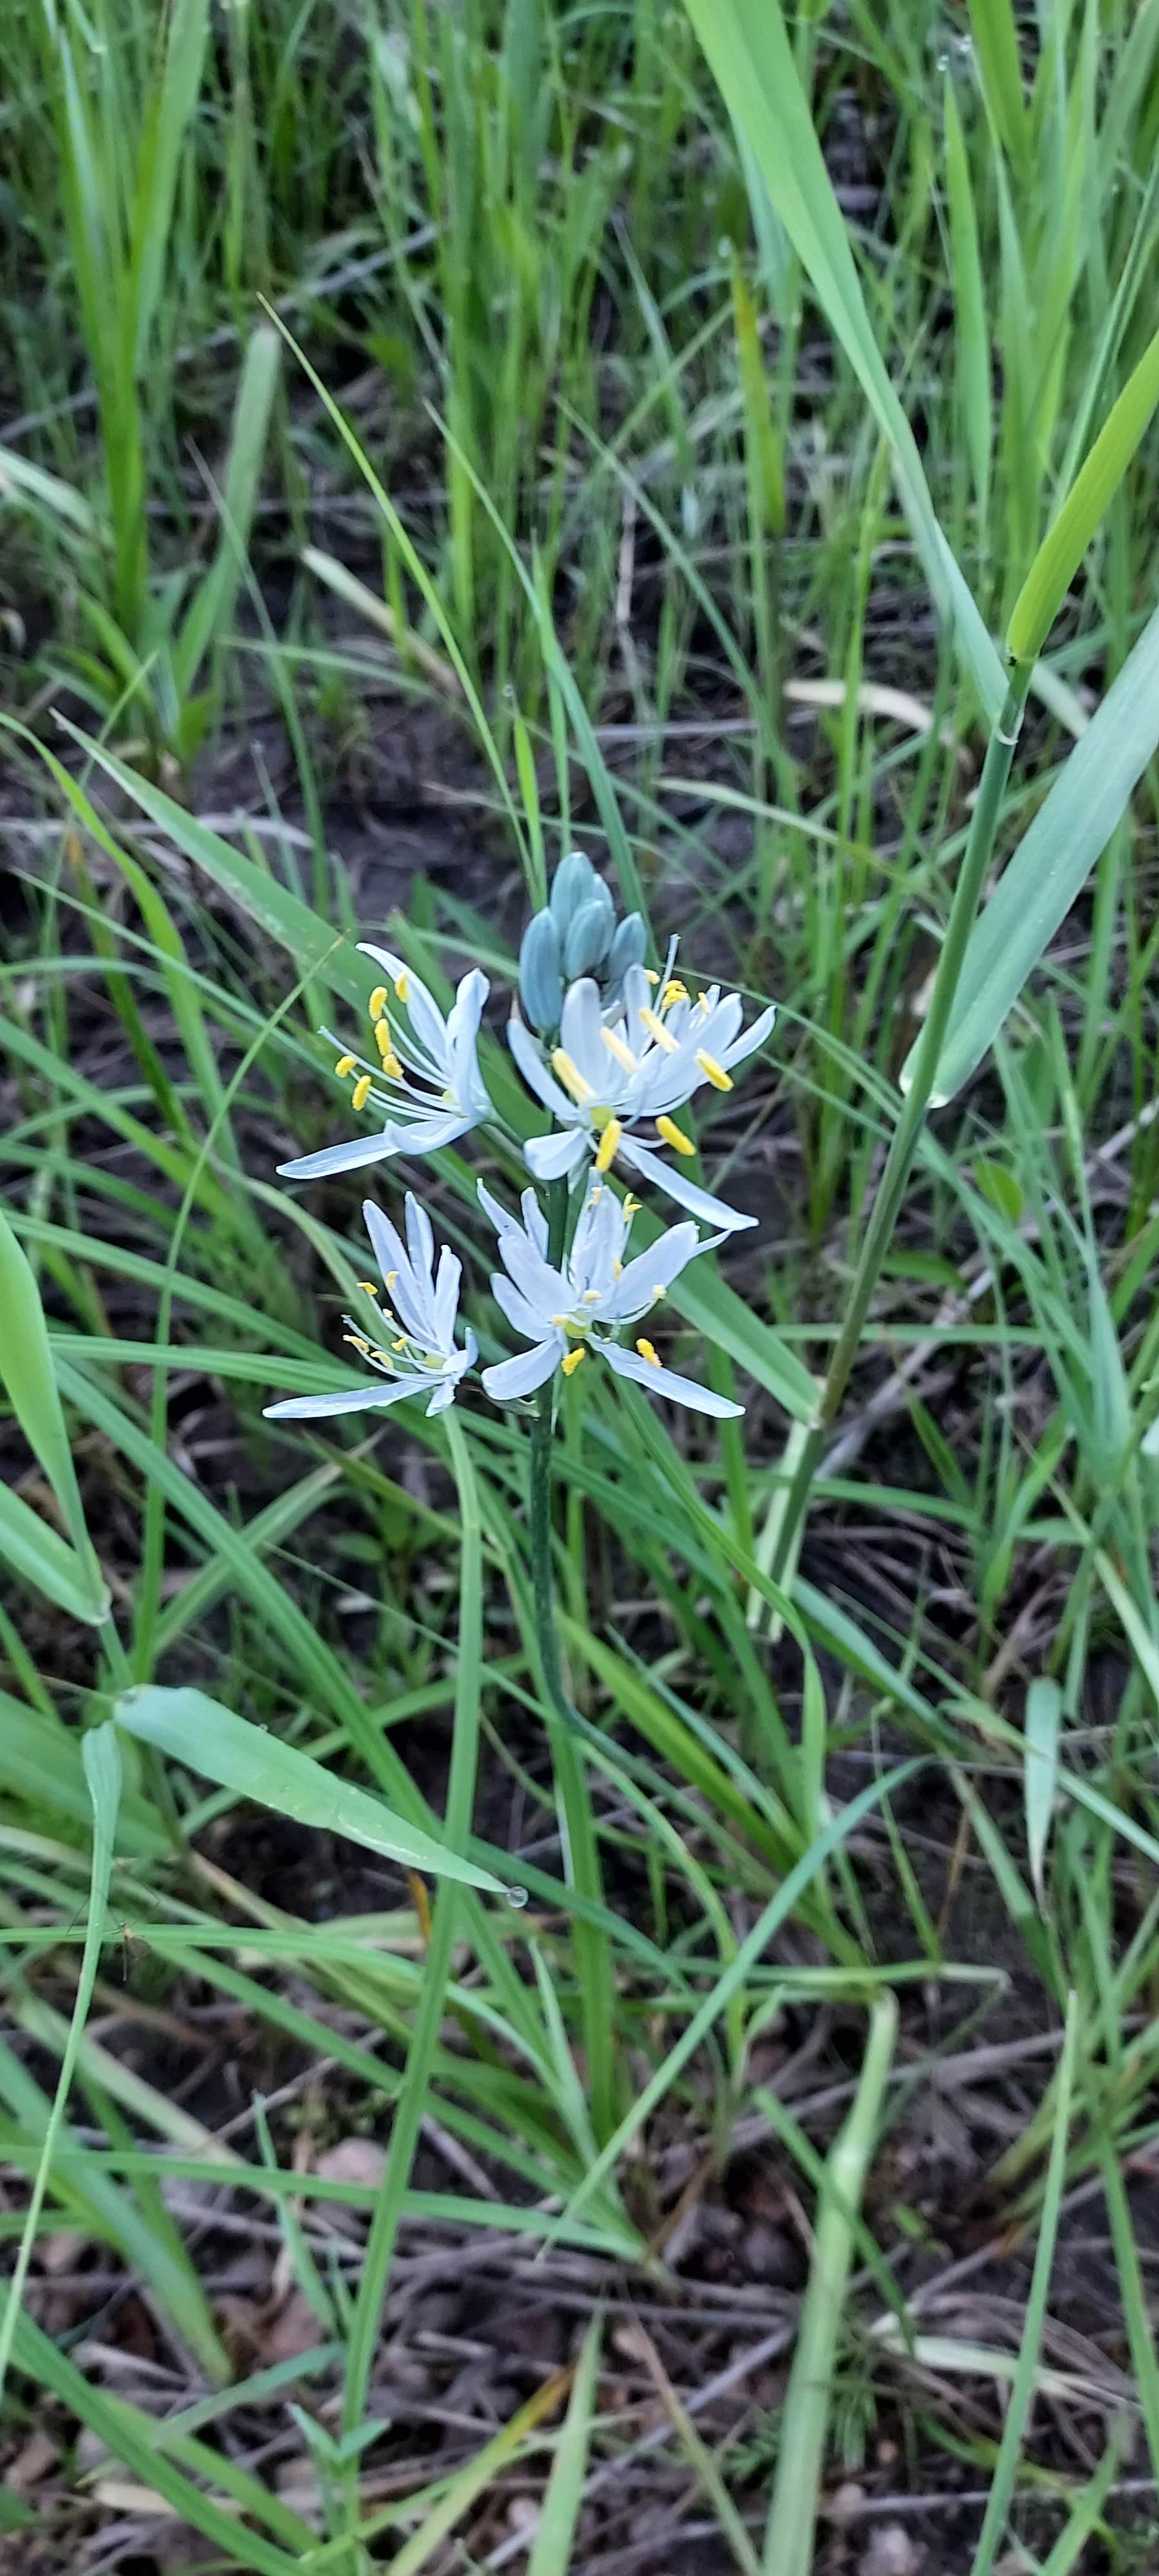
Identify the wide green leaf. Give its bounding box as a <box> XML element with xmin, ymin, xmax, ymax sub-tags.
<box><xmin>682</xmin><ymin>0</ymin><xmax>1006</xmax><ymax>721</ymax></box>
<box><xmin>1008</xmin><ymin>318</ymin><xmax>1159</xmax><ymax>662</ymax></box>
<box><xmin>912</xmin><ymin>597</ymin><xmax>1159</xmax><ymax>1101</ymax></box>
<box><xmin>115</xmin><ymin>1685</ymin><xmax>504</xmax><ymax>1892</ymax></box>
<box><xmin>0</xmin><ymin>1200</ymin><xmax>108</xmax><ymax>1623</ymax></box>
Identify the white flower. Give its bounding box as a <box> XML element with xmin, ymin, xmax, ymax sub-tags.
<box><xmin>279</xmin><ymin>947</ymin><xmax>492</xmax><ymax>1182</ymax></box>
<box><xmin>264</xmin><ymin>1194</ymin><xmax>476</xmax><ymax>1421</ymax></box>
<box><xmin>478</xmin><ymin>1180</ymin><xmax>742</xmax><ymax>1417</ymax></box>
<box><xmin>507</xmin><ymin>958</ymin><xmax>773</xmax><ymax>1232</ymax></box>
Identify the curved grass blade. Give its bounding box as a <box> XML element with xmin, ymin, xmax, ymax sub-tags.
<box><xmin>0</xmin><ymin>1201</ymin><xmax>108</xmax><ymax>1623</ymax></box>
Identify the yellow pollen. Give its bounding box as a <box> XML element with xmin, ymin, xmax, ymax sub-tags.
<box><xmin>612</xmin><ymin>1258</ymin><xmax>623</xmax><ymax>1277</ymax></box>
<box><xmin>656</xmin><ymin>1113</ymin><xmax>695</xmax><ymax>1157</ymax></box>
<box><xmin>551</xmin><ymin>1046</ymin><xmax>596</xmax><ymax>1104</ymax></box>
<box><xmin>582</xmin><ymin>1287</ymin><xmax>601</xmax><ymax>1303</ymax></box>
<box><xmin>392</xmin><ymin>1336</ymin><xmax>408</xmax><ymax>1352</ymax></box>
<box><xmin>661</xmin><ymin>979</ymin><xmax>689</xmax><ymax>1009</ymax></box>
<box><xmin>371</xmin><ymin>1347</ymin><xmax>396</xmax><ymax>1365</ymax></box>
<box><xmin>387</xmin><ymin>1271</ymin><xmax>398</xmax><ymax>1289</ymax></box>
<box><xmin>652</xmin><ymin>1283</ymin><xmax>666</xmax><ymax>1300</ymax></box>
<box><xmin>695</xmin><ymin>1048</ymin><xmax>733</xmax><ymax>1092</ymax></box>
<box><xmin>344</xmin><ymin>1332</ymin><xmax>371</xmax><ymax>1353</ymax></box>
<box><xmin>394</xmin><ymin>970</ymin><xmax>411</xmax><ymax>1002</ymax></box>
<box><xmin>601</xmin><ymin>1025</ymin><xmax>638</xmax><ymax>1074</ymax></box>
<box><xmin>623</xmin><ymin>1195</ymin><xmax>639</xmax><ymax>1218</ymax></box>
<box><xmin>352</xmin><ymin>1074</ymin><xmax>372</xmax><ymax>1111</ymax></box>
<box><xmin>359</xmin><ymin>1281</ymin><xmax>378</xmax><ymax>1295</ymax></box>
<box><xmin>594</xmin><ymin>1115</ymin><xmax>623</xmax><ymax>1172</ymax></box>
<box><xmin>643</xmin><ymin>968</ymin><xmax>660</xmax><ymax>984</ymax></box>
<box><xmin>373</xmin><ymin>1014</ymin><xmax>392</xmax><ymax>1050</ymax></box>
<box><xmin>561</xmin><ymin>1345</ymin><xmax>586</xmax><ymax>1376</ymax></box>
<box><xmin>636</xmin><ymin>1337</ymin><xmax>661</xmax><ymax>1367</ymax></box>
<box><xmin>335</xmin><ymin>1052</ymin><xmax>357</xmax><ymax>1077</ymax></box>
<box><xmin>368</xmin><ymin>985</ymin><xmax>389</xmax><ymax>1020</ymax></box>
<box><xmin>639</xmin><ymin>1005</ymin><xmax>679</xmax><ymax>1053</ymax></box>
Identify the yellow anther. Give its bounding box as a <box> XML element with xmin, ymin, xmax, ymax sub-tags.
<box><xmin>661</xmin><ymin>978</ymin><xmax>689</xmax><ymax>1009</ymax></box>
<box><xmin>652</xmin><ymin>1283</ymin><xmax>666</xmax><ymax>1301</ymax></box>
<box><xmin>392</xmin><ymin>1336</ymin><xmax>408</xmax><ymax>1352</ymax></box>
<box><xmin>639</xmin><ymin>1005</ymin><xmax>679</xmax><ymax>1053</ymax></box>
<box><xmin>623</xmin><ymin>1195</ymin><xmax>639</xmax><ymax>1218</ymax></box>
<box><xmin>371</xmin><ymin>1347</ymin><xmax>397</xmax><ymax>1365</ymax></box>
<box><xmin>551</xmin><ymin>1046</ymin><xmax>596</xmax><ymax>1104</ymax></box>
<box><xmin>387</xmin><ymin>1271</ymin><xmax>398</xmax><ymax>1289</ymax></box>
<box><xmin>582</xmin><ymin>1287</ymin><xmax>601</xmax><ymax>1303</ymax></box>
<box><xmin>636</xmin><ymin>1337</ymin><xmax>661</xmax><ymax>1367</ymax></box>
<box><xmin>344</xmin><ymin>1332</ymin><xmax>371</xmax><ymax>1352</ymax></box>
<box><xmin>372</xmin><ymin>1014</ymin><xmax>393</xmax><ymax>1052</ymax></box>
<box><xmin>358</xmin><ymin>1281</ymin><xmax>379</xmax><ymax>1295</ymax></box>
<box><xmin>594</xmin><ymin>1115</ymin><xmax>623</xmax><ymax>1172</ymax></box>
<box><xmin>352</xmin><ymin>1074</ymin><xmax>372</xmax><ymax>1111</ymax></box>
<box><xmin>601</xmin><ymin>1025</ymin><xmax>638</xmax><ymax>1074</ymax></box>
<box><xmin>394</xmin><ymin>969</ymin><xmax>411</xmax><ymax>1003</ymax></box>
<box><xmin>656</xmin><ymin>1113</ymin><xmax>695</xmax><ymax>1157</ymax></box>
<box><xmin>695</xmin><ymin>1048</ymin><xmax>733</xmax><ymax>1092</ymax></box>
<box><xmin>643</xmin><ymin>967</ymin><xmax>660</xmax><ymax>984</ymax></box>
<box><xmin>561</xmin><ymin>1345</ymin><xmax>586</xmax><ymax>1376</ymax></box>
<box><xmin>612</xmin><ymin>1258</ymin><xmax>623</xmax><ymax>1278</ymax></box>
<box><xmin>368</xmin><ymin>985</ymin><xmax>389</xmax><ymax>1020</ymax></box>
<box><xmin>335</xmin><ymin>1052</ymin><xmax>357</xmax><ymax>1077</ymax></box>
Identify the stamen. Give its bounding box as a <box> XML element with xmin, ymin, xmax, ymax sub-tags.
<box><xmin>561</xmin><ymin>1346</ymin><xmax>586</xmax><ymax>1376</ymax></box>
<box><xmin>623</xmin><ymin>1195</ymin><xmax>639</xmax><ymax>1218</ymax></box>
<box><xmin>352</xmin><ymin>1074</ymin><xmax>372</xmax><ymax>1111</ymax></box>
<box><xmin>393</xmin><ymin>969</ymin><xmax>411</xmax><ymax>1002</ymax></box>
<box><xmin>643</xmin><ymin>968</ymin><xmax>660</xmax><ymax>985</ymax></box>
<box><xmin>551</xmin><ymin>1046</ymin><xmax>596</xmax><ymax>1105</ymax></box>
<box><xmin>695</xmin><ymin>1048</ymin><xmax>733</xmax><ymax>1092</ymax></box>
<box><xmin>652</xmin><ymin>1283</ymin><xmax>666</xmax><ymax>1301</ymax></box>
<box><xmin>601</xmin><ymin>1025</ymin><xmax>638</xmax><ymax>1074</ymax></box>
<box><xmin>368</xmin><ymin>985</ymin><xmax>389</xmax><ymax>1020</ymax></box>
<box><xmin>392</xmin><ymin>1337</ymin><xmax>408</xmax><ymax>1352</ymax></box>
<box><xmin>344</xmin><ymin>1332</ymin><xmax>371</xmax><ymax>1353</ymax></box>
<box><xmin>655</xmin><ymin>1113</ymin><xmax>695</xmax><ymax>1157</ymax></box>
<box><xmin>335</xmin><ymin>1052</ymin><xmax>357</xmax><ymax>1077</ymax></box>
<box><xmin>636</xmin><ymin>1337</ymin><xmax>662</xmax><ymax>1367</ymax></box>
<box><xmin>358</xmin><ymin>1281</ymin><xmax>379</xmax><ymax>1295</ymax></box>
<box><xmin>581</xmin><ymin>1287</ymin><xmax>601</xmax><ymax>1303</ymax></box>
<box><xmin>387</xmin><ymin>1271</ymin><xmax>399</xmax><ymax>1290</ymax></box>
<box><xmin>639</xmin><ymin>1005</ymin><xmax>678</xmax><ymax>1054</ymax></box>
<box><xmin>661</xmin><ymin>978</ymin><xmax>689</xmax><ymax>1009</ymax></box>
<box><xmin>371</xmin><ymin>1348</ymin><xmax>397</xmax><ymax>1367</ymax></box>
<box><xmin>594</xmin><ymin>1114</ymin><xmax>623</xmax><ymax>1172</ymax></box>
<box><xmin>612</xmin><ymin>1258</ymin><xmax>623</xmax><ymax>1278</ymax></box>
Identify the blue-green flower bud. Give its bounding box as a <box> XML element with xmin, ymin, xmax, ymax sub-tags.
<box><xmin>606</xmin><ymin>912</ymin><xmax>646</xmax><ymax>993</ymax></box>
<box><xmin>518</xmin><ymin>909</ymin><xmax>563</xmax><ymax>1033</ymax></box>
<box><xmin>562</xmin><ymin>887</ymin><xmax>615</xmax><ymax>978</ymax></box>
<box><xmin>549</xmin><ymin>849</ymin><xmax>598</xmax><ymax>931</ymax></box>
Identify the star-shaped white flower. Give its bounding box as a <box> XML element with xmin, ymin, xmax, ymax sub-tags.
<box><xmin>507</xmin><ymin>960</ymin><xmax>773</xmax><ymax>1231</ymax></box>
<box><xmin>478</xmin><ymin>1180</ymin><xmax>742</xmax><ymax>1417</ymax></box>
<box><xmin>264</xmin><ymin>1194</ymin><xmax>476</xmax><ymax>1421</ymax></box>
<box><xmin>279</xmin><ymin>947</ymin><xmax>492</xmax><ymax>1182</ymax></box>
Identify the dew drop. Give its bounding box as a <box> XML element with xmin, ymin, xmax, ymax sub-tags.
<box><xmin>505</xmin><ymin>1882</ymin><xmax>529</xmax><ymax>1910</ymax></box>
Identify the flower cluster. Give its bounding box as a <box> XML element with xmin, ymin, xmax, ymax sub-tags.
<box><xmin>265</xmin><ymin>856</ymin><xmax>774</xmax><ymax>1428</ymax></box>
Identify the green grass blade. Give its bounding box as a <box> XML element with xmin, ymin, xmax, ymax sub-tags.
<box><xmin>1008</xmin><ymin>317</ymin><xmax>1159</xmax><ymax>662</ymax></box>
<box><xmin>762</xmin><ymin>1994</ymin><xmax>898</xmax><ymax>2576</ymax></box>
<box><xmin>0</xmin><ymin>1199</ymin><xmax>108</xmax><ymax>1622</ymax></box>
<box><xmin>682</xmin><ymin>0</ymin><xmax>1005</xmax><ymax>720</ymax></box>
<box><xmin>966</xmin><ymin>1993</ymin><xmax>1078</xmax><ymax>2575</ymax></box>
<box><xmin>115</xmin><ymin>1684</ymin><xmax>503</xmax><ymax>1893</ymax></box>
<box><xmin>916</xmin><ymin>596</ymin><xmax>1159</xmax><ymax>1101</ymax></box>
<box><xmin>1024</xmin><ymin>1676</ymin><xmax>1062</xmax><ymax>1910</ymax></box>
<box><xmin>527</xmin><ymin>2312</ymin><xmax>603</xmax><ymax>2576</ymax></box>
<box><xmin>0</xmin><ymin>1723</ymin><xmax>120</xmax><ymax>2403</ymax></box>
<box><xmin>173</xmin><ymin>322</ymin><xmax>282</xmax><ymax>697</ymax></box>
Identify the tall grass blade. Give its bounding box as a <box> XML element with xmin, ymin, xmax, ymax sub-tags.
<box><xmin>0</xmin><ymin>1200</ymin><xmax>108</xmax><ymax>1622</ymax></box>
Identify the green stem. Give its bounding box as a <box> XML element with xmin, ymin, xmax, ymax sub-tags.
<box><xmin>772</xmin><ymin>667</ymin><xmax>1032</xmax><ymax>1583</ymax></box>
<box><xmin>340</xmin><ymin>1411</ymin><xmax>483</xmax><ymax>2459</ymax></box>
<box><xmin>528</xmin><ymin>1181</ymin><xmax>618</xmax><ymax>2146</ymax></box>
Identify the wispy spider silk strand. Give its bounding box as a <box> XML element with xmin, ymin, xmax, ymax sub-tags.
<box><xmin>528</xmin><ymin>1179</ymin><xmax>618</xmax><ymax>2146</ymax></box>
<box><xmin>771</xmin><ymin>665</ymin><xmax>1033</xmax><ymax>1582</ymax></box>
<box><xmin>340</xmin><ymin>1408</ymin><xmax>482</xmax><ymax>2452</ymax></box>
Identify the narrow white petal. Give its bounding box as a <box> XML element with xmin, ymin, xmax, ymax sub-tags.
<box><xmin>616</xmin><ymin>1136</ymin><xmax>755</xmax><ymax>1231</ymax></box>
<box><xmin>362</xmin><ymin>1198</ymin><xmax>409</xmax><ymax>1285</ymax></box>
<box><xmin>278</xmin><ymin>1130</ymin><xmax>400</xmax><ymax>1182</ymax></box>
<box><xmin>404</xmin><ymin>1193</ymin><xmax>437</xmax><ymax>1294</ymax></box>
<box><xmin>482</xmin><ymin>1340</ymin><xmax>562</xmax><ymax>1401</ymax></box>
<box><xmin>601</xmin><ymin>1343</ymin><xmax>744</xmax><ymax>1416</ymax></box>
<box><xmin>720</xmin><ymin>1002</ymin><xmax>777</xmax><ymax>1068</ymax></box>
<box><xmin>560</xmin><ymin>977</ymin><xmax>608</xmax><ymax>1092</ymax></box>
<box><xmin>493</xmin><ymin>1274</ymin><xmax>552</xmax><ymax>1341</ymax></box>
<box><xmin>608</xmin><ymin>1221</ymin><xmax>704</xmax><ymax>1317</ymax></box>
<box><xmin>432</xmin><ymin>1245</ymin><xmax>464</xmax><ymax>1346</ymax></box>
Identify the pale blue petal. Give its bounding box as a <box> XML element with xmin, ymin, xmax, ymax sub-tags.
<box><xmin>432</xmin><ymin>1245</ymin><xmax>463</xmax><ymax>1345</ymax></box>
<box><xmin>616</xmin><ymin>1135</ymin><xmax>755</xmax><ymax>1231</ymax></box>
<box><xmin>478</xmin><ymin>1179</ymin><xmax>520</xmax><ymax>1240</ymax></box>
<box><xmin>278</xmin><ymin>1130</ymin><xmax>399</xmax><ymax>1182</ymax></box>
<box><xmin>482</xmin><ymin>1340</ymin><xmax>561</xmax><ymax>1401</ymax></box>
<box><xmin>493</xmin><ymin>1273</ymin><xmax>551</xmax><ymax>1341</ymax></box>
<box><xmin>404</xmin><ymin>1192</ymin><xmax>436</xmax><ymax>1295</ymax></box>
<box><xmin>601</xmin><ymin>1342</ymin><xmax>744</xmax><ymax>1416</ymax></box>
<box><xmin>608</xmin><ymin>1221</ymin><xmax>706</xmax><ymax>1318</ymax></box>
<box><xmin>560</xmin><ymin>976</ymin><xmax>607</xmax><ymax>1092</ymax></box>
<box><xmin>362</xmin><ymin>1198</ymin><xmax>409</xmax><ymax>1287</ymax></box>
<box><xmin>525</xmin><ymin>1127</ymin><xmax>589</xmax><ymax>1180</ymax></box>
<box><xmin>507</xmin><ymin>1016</ymin><xmax>574</xmax><ymax>1121</ymax></box>
<box><xmin>499</xmin><ymin>1226</ymin><xmax>569</xmax><ymax>1317</ymax></box>
<box><xmin>263</xmin><ymin>1379</ymin><xmax>422</xmax><ymax>1419</ymax></box>
<box><xmin>720</xmin><ymin>1002</ymin><xmax>776</xmax><ymax>1068</ymax></box>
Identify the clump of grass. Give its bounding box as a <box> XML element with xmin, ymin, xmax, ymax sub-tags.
<box><xmin>3</xmin><ymin>3</ymin><xmax>1159</xmax><ymax>2569</ymax></box>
